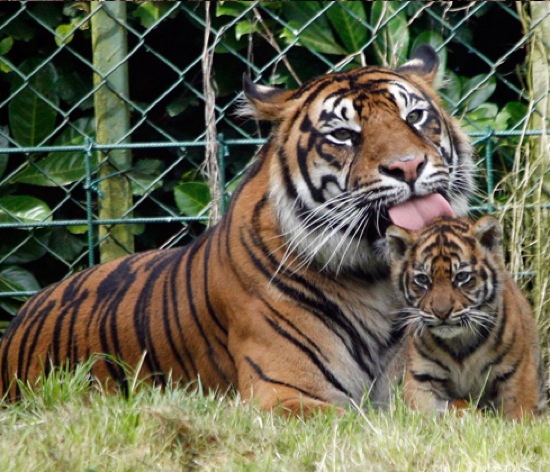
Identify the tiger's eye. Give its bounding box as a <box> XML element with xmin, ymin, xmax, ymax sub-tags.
<box><xmin>330</xmin><ymin>128</ymin><xmax>354</xmax><ymax>142</ymax></box>
<box><xmin>455</xmin><ymin>271</ymin><xmax>472</xmax><ymax>284</ymax></box>
<box><xmin>413</xmin><ymin>273</ymin><xmax>430</xmax><ymax>287</ymax></box>
<box><xmin>406</xmin><ymin>110</ymin><xmax>424</xmax><ymax>125</ymax></box>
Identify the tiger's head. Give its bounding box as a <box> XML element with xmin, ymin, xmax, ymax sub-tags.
<box><xmin>242</xmin><ymin>45</ymin><xmax>475</xmax><ymax>274</ymax></box>
<box><xmin>386</xmin><ymin>216</ymin><xmax>505</xmax><ymax>340</ymax></box>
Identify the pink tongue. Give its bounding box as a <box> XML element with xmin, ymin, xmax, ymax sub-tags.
<box><xmin>388</xmin><ymin>194</ymin><xmax>454</xmax><ymax>231</ymax></box>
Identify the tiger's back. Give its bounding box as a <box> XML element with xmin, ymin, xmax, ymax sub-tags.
<box><xmin>0</xmin><ymin>46</ymin><xmax>476</xmax><ymax>414</ymax></box>
<box><xmin>387</xmin><ymin>216</ymin><xmax>547</xmax><ymax>419</ymax></box>
<box><xmin>0</xmin><ymin>240</ymin><xmax>237</xmax><ymax>396</ymax></box>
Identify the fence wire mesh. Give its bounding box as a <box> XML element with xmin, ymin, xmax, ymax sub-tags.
<box><xmin>0</xmin><ymin>1</ymin><xmax>548</xmax><ymax>329</ymax></box>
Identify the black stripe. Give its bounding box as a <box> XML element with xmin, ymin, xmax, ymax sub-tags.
<box><xmin>261</xmin><ymin>312</ymin><xmax>351</xmax><ymax>397</ymax></box>
<box><xmin>278</xmin><ymin>147</ymin><xmax>299</xmax><ymax>202</ymax></box>
<box><xmin>410</xmin><ymin>371</ymin><xmax>447</xmax><ymax>384</ymax></box>
<box><xmin>494</xmin><ymin>358</ymin><xmax>520</xmax><ymax>385</ymax></box>
<box><xmin>0</xmin><ymin>284</ymin><xmax>56</xmax><ymax>395</ymax></box>
<box><xmin>203</xmin><ymin>233</ymin><xmax>228</xmax><ymax>336</ymax></box>
<box><xmin>21</xmin><ymin>300</ymin><xmax>57</xmax><ymax>386</ymax></box>
<box><xmin>92</xmin><ymin>256</ymin><xmax>144</xmax><ymax>383</ymax></box>
<box><xmin>184</xmin><ymin>233</ymin><xmax>229</xmax><ymax>383</ymax></box>
<box><xmin>166</xmin><ymin>246</ymin><xmax>198</xmax><ymax>378</ymax></box>
<box><xmin>245</xmin><ymin>355</ymin><xmax>325</xmax><ymax>403</ymax></box>
<box><xmin>414</xmin><ymin>338</ymin><xmax>452</xmax><ymax>374</ymax></box>
<box><xmin>261</xmin><ymin>297</ymin><xmax>329</xmax><ymax>362</ymax></box>
<box><xmin>240</xmin><ymin>228</ymin><xmax>377</xmax><ymax>381</ymax></box>
<box><xmin>133</xmin><ymin>250</ymin><xmax>177</xmax><ymax>380</ymax></box>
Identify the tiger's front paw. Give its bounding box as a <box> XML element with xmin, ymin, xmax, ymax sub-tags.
<box><xmin>274</xmin><ymin>397</ymin><xmax>346</xmax><ymax>418</ymax></box>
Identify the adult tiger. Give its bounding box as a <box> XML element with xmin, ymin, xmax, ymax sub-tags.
<box><xmin>0</xmin><ymin>45</ymin><xmax>475</xmax><ymax>414</ymax></box>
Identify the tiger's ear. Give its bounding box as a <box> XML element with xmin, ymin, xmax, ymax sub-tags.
<box><xmin>396</xmin><ymin>44</ymin><xmax>439</xmax><ymax>85</ymax></box>
<box><xmin>241</xmin><ymin>75</ymin><xmax>294</xmax><ymax>121</ymax></box>
<box><xmin>473</xmin><ymin>216</ymin><xmax>503</xmax><ymax>254</ymax></box>
<box><xmin>386</xmin><ymin>225</ymin><xmax>415</xmax><ymax>262</ymax></box>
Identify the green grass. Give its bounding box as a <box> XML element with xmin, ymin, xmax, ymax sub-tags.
<box><xmin>1</xmin><ymin>363</ymin><xmax>549</xmax><ymax>471</ymax></box>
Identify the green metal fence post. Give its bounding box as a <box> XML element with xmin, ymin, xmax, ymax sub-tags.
<box><xmin>84</xmin><ymin>138</ymin><xmax>96</xmax><ymax>267</ymax></box>
<box><xmin>91</xmin><ymin>1</ymin><xmax>134</xmax><ymax>263</ymax></box>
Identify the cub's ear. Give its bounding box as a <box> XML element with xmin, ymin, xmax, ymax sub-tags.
<box><xmin>396</xmin><ymin>44</ymin><xmax>439</xmax><ymax>85</ymax></box>
<box><xmin>386</xmin><ymin>225</ymin><xmax>415</xmax><ymax>262</ymax></box>
<box><xmin>240</xmin><ymin>75</ymin><xmax>294</xmax><ymax>121</ymax></box>
<box><xmin>473</xmin><ymin>215</ymin><xmax>503</xmax><ymax>254</ymax></box>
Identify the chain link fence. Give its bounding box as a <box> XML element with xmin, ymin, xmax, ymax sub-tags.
<box><xmin>0</xmin><ymin>1</ymin><xmax>548</xmax><ymax>332</ymax></box>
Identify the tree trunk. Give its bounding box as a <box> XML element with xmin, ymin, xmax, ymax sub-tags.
<box><xmin>91</xmin><ymin>1</ymin><xmax>134</xmax><ymax>263</ymax></box>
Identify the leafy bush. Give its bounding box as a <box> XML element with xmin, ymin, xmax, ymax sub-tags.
<box><xmin>0</xmin><ymin>2</ymin><xmax>529</xmax><ymax>327</ymax></box>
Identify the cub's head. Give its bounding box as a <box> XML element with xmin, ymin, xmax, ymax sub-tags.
<box><xmin>386</xmin><ymin>216</ymin><xmax>505</xmax><ymax>339</ymax></box>
<box><xmin>242</xmin><ymin>45</ymin><xmax>475</xmax><ymax>274</ymax></box>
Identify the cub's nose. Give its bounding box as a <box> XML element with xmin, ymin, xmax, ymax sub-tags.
<box><xmin>379</xmin><ymin>155</ymin><xmax>426</xmax><ymax>183</ymax></box>
<box><xmin>432</xmin><ymin>304</ymin><xmax>453</xmax><ymax>320</ymax></box>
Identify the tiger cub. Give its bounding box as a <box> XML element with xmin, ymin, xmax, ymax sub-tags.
<box><xmin>386</xmin><ymin>216</ymin><xmax>547</xmax><ymax>419</ymax></box>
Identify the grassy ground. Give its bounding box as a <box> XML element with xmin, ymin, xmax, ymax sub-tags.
<box><xmin>1</xmin><ymin>364</ymin><xmax>549</xmax><ymax>472</ymax></box>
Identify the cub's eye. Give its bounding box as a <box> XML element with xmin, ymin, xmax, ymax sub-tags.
<box><xmin>413</xmin><ymin>273</ymin><xmax>430</xmax><ymax>287</ymax></box>
<box><xmin>454</xmin><ymin>271</ymin><xmax>472</xmax><ymax>285</ymax></box>
<box><xmin>327</xmin><ymin>128</ymin><xmax>356</xmax><ymax>144</ymax></box>
<box><xmin>406</xmin><ymin>109</ymin><xmax>425</xmax><ymax>125</ymax></box>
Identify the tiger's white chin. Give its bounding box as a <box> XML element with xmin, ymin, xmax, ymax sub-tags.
<box><xmin>429</xmin><ymin>324</ymin><xmax>468</xmax><ymax>339</ymax></box>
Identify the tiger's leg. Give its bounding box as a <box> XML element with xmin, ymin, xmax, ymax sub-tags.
<box><xmin>233</xmin><ymin>341</ymin><xmax>348</xmax><ymax>417</ymax></box>
<box><xmin>403</xmin><ymin>368</ymin><xmax>450</xmax><ymax>414</ymax></box>
<box><xmin>246</xmin><ymin>381</ymin><xmax>346</xmax><ymax>417</ymax></box>
<box><xmin>495</xmin><ymin>354</ymin><xmax>541</xmax><ymax>420</ymax></box>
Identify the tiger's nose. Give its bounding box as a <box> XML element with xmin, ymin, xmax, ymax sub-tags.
<box><xmin>379</xmin><ymin>155</ymin><xmax>426</xmax><ymax>183</ymax></box>
<box><xmin>431</xmin><ymin>303</ymin><xmax>453</xmax><ymax>320</ymax></box>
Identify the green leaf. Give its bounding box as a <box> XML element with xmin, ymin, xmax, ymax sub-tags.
<box><xmin>494</xmin><ymin>102</ymin><xmax>527</xmax><ymax>131</ymax></box>
<box><xmin>440</xmin><ymin>71</ymin><xmax>462</xmax><ymax>111</ymax></box>
<box><xmin>0</xmin><ymin>230</ymin><xmax>51</xmax><ymax>264</ymax></box>
<box><xmin>55</xmin><ymin>64</ymin><xmax>93</xmax><ymax>109</ymax></box>
<box><xmin>54</xmin><ymin>24</ymin><xmax>76</xmax><ymax>47</ymax></box>
<box><xmin>12</xmin><ymin>118</ymin><xmax>97</xmax><ymax>186</ymax></box>
<box><xmin>131</xmin><ymin>223</ymin><xmax>145</xmax><ymax>236</ymax></box>
<box><xmin>0</xmin><ymin>36</ymin><xmax>14</xmax><ymax>55</ymax></box>
<box><xmin>371</xmin><ymin>2</ymin><xmax>409</xmax><ymax>66</ymax></box>
<box><xmin>461</xmin><ymin>103</ymin><xmax>499</xmax><ymax>134</ymax></box>
<box><xmin>9</xmin><ymin>59</ymin><xmax>59</xmax><ymax>146</ymax></box>
<box><xmin>216</xmin><ymin>1</ymin><xmax>252</xmax><ymax>18</ymax></box>
<box><xmin>48</xmin><ymin>228</ymin><xmax>86</xmax><ymax>262</ymax></box>
<box><xmin>29</xmin><ymin>2</ymin><xmax>63</xmax><ymax>28</ymax></box>
<box><xmin>0</xmin><ymin>154</ymin><xmax>8</xmax><ymax>180</ymax></box>
<box><xmin>0</xmin><ymin>127</ymin><xmax>9</xmax><ymax>180</ymax></box>
<box><xmin>12</xmin><ymin>151</ymin><xmax>96</xmax><ymax>187</ymax></box>
<box><xmin>0</xmin><ymin>196</ymin><xmax>52</xmax><ymax>225</ymax></box>
<box><xmin>235</xmin><ymin>20</ymin><xmax>260</xmax><ymax>40</ymax></box>
<box><xmin>67</xmin><ymin>225</ymin><xmax>89</xmax><ymax>235</ymax></box>
<box><xmin>166</xmin><ymin>95</ymin><xmax>199</xmax><ymax>118</ymax></box>
<box><xmin>0</xmin><ymin>265</ymin><xmax>40</xmax><ymax>293</ymax></box>
<box><xmin>174</xmin><ymin>181</ymin><xmax>211</xmax><ymax>218</ymax></box>
<box><xmin>326</xmin><ymin>2</ymin><xmax>367</xmax><ymax>53</ymax></box>
<box><xmin>133</xmin><ymin>2</ymin><xmax>173</xmax><ymax>29</ymax></box>
<box><xmin>129</xmin><ymin>159</ymin><xmax>164</xmax><ymax>196</ymax></box>
<box><xmin>12</xmin><ymin>152</ymin><xmax>90</xmax><ymax>187</ymax></box>
<box><xmin>462</xmin><ymin>75</ymin><xmax>496</xmax><ymax>112</ymax></box>
<box><xmin>281</xmin><ymin>2</ymin><xmax>347</xmax><ymax>56</ymax></box>
<box><xmin>0</xmin><ymin>265</ymin><xmax>41</xmax><ymax>315</ymax></box>
<box><xmin>2</xmin><ymin>18</ymin><xmax>35</xmax><ymax>42</ymax></box>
